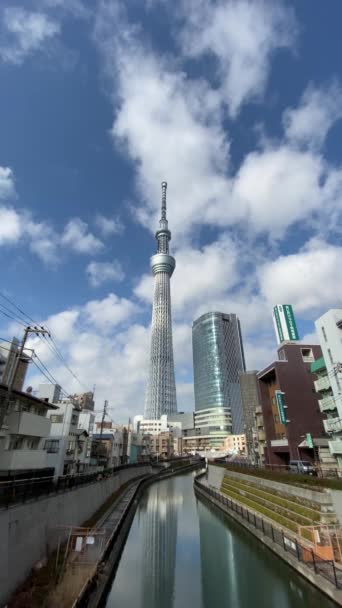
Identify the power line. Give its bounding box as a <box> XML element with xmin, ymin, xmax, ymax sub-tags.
<box><xmin>0</xmin><ymin>292</ymin><xmax>90</xmax><ymax>393</ymax></box>
<box><xmin>0</xmin><ymin>291</ymin><xmax>37</xmax><ymax>326</ymax></box>
<box><xmin>43</xmin><ymin>333</ymin><xmax>89</xmax><ymax>391</ymax></box>
<box><xmin>31</xmin><ymin>358</ymin><xmax>70</xmax><ymax>399</ymax></box>
<box><xmin>0</xmin><ymin>307</ymin><xmax>27</xmax><ymax>328</ymax></box>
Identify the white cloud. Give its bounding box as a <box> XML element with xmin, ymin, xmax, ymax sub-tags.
<box><xmin>283</xmin><ymin>82</ymin><xmax>342</xmax><ymax>149</ymax></box>
<box><xmin>83</xmin><ymin>293</ymin><xmax>139</xmax><ymax>331</ymax></box>
<box><xmin>25</xmin><ymin>218</ymin><xmax>60</xmax><ymax>264</ymax></box>
<box><xmin>231</xmin><ymin>146</ymin><xmax>325</xmax><ymax>238</ymax></box>
<box><xmin>259</xmin><ymin>239</ymin><xmax>342</xmax><ymax>315</ymax></box>
<box><xmin>0</xmin><ymin>7</ymin><xmax>60</xmax><ymax>64</ymax></box>
<box><xmin>0</xmin><ymin>207</ymin><xmax>22</xmax><ymax>245</ymax></box>
<box><xmin>0</xmin><ymin>167</ymin><xmax>15</xmax><ymax>199</ymax></box>
<box><xmin>94</xmin><ymin>1</ymin><xmax>342</xmax><ymax>244</ymax></box>
<box><xmin>61</xmin><ymin>218</ymin><xmax>104</xmax><ymax>253</ymax></box>
<box><xmin>177</xmin><ymin>0</ymin><xmax>296</xmax><ymax>116</ymax></box>
<box><xmin>86</xmin><ymin>260</ymin><xmax>124</xmax><ymax>287</ymax></box>
<box><xmin>94</xmin><ymin>0</ymin><xmax>232</xmax><ymax>242</ymax></box>
<box><xmin>95</xmin><ymin>214</ymin><xmax>123</xmax><ymax>236</ymax></box>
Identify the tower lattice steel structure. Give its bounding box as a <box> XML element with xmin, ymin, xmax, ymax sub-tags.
<box><xmin>144</xmin><ymin>182</ymin><xmax>177</xmax><ymax>419</ymax></box>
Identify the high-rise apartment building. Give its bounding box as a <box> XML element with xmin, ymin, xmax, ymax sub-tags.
<box><xmin>144</xmin><ymin>182</ymin><xmax>177</xmax><ymax>419</ymax></box>
<box><xmin>192</xmin><ymin>312</ymin><xmax>246</xmax><ymax>435</ymax></box>
<box><xmin>315</xmin><ymin>309</ymin><xmax>342</xmax><ymax>463</ymax></box>
<box><xmin>239</xmin><ymin>371</ymin><xmax>260</xmax><ymax>460</ymax></box>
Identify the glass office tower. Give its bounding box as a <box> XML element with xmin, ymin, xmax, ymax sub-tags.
<box><xmin>192</xmin><ymin>312</ymin><xmax>246</xmax><ymax>435</ymax></box>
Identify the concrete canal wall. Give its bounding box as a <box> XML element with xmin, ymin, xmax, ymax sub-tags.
<box><xmin>195</xmin><ymin>478</ymin><xmax>342</xmax><ymax>606</ymax></box>
<box><xmin>0</xmin><ymin>465</ymin><xmax>152</xmax><ymax>606</ymax></box>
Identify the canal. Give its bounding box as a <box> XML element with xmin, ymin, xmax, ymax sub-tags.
<box><xmin>105</xmin><ymin>472</ymin><xmax>337</xmax><ymax>608</ymax></box>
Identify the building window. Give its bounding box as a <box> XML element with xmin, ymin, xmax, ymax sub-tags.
<box><xmin>278</xmin><ymin>349</ymin><xmax>286</xmax><ymax>361</ymax></box>
<box><xmin>44</xmin><ymin>439</ymin><xmax>60</xmax><ymax>453</ymax></box>
<box><xmin>327</xmin><ymin>348</ymin><xmax>334</xmax><ymax>364</ymax></box>
<box><xmin>301</xmin><ymin>348</ymin><xmax>314</xmax><ymax>363</ymax></box>
<box><xmin>50</xmin><ymin>415</ymin><xmax>64</xmax><ymax>423</ymax></box>
<box><xmin>321</xmin><ymin>326</ymin><xmax>327</xmax><ymax>342</ymax></box>
<box><xmin>9</xmin><ymin>437</ymin><xmax>23</xmax><ymax>450</ymax></box>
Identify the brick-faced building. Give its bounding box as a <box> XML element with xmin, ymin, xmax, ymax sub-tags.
<box><xmin>257</xmin><ymin>343</ymin><xmax>325</xmax><ymax>466</ymax></box>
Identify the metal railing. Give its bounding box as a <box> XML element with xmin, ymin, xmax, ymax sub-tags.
<box><xmin>0</xmin><ymin>462</ymin><xmax>150</xmax><ymax>509</ymax></box>
<box><xmin>195</xmin><ymin>479</ymin><xmax>342</xmax><ymax>590</ymax></box>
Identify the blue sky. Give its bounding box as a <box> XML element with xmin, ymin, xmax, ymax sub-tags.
<box><xmin>1</xmin><ymin>0</ymin><xmax>342</xmax><ymax>420</ymax></box>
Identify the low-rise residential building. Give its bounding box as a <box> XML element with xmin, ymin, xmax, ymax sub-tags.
<box><xmin>258</xmin><ymin>343</ymin><xmax>325</xmax><ymax>466</ymax></box>
<box><xmin>0</xmin><ymin>384</ymin><xmax>57</xmax><ymax>477</ymax></box>
<box><xmin>37</xmin><ymin>383</ymin><xmax>61</xmax><ymax>405</ymax></box>
<box><xmin>44</xmin><ymin>397</ymin><xmax>82</xmax><ymax>477</ymax></box>
<box><xmin>133</xmin><ymin>414</ymin><xmax>169</xmax><ymax>435</ymax></box>
<box><xmin>150</xmin><ymin>431</ymin><xmax>174</xmax><ymax>459</ymax></box>
<box><xmin>315</xmin><ymin>309</ymin><xmax>342</xmax><ymax>464</ymax></box>
<box><xmin>71</xmin><ymin>391</ymin><xmax>95</xmax><ymax>411</ymax></box>
<box><xmin>78</xmin><ymin>409</ymin><xmax>95</xmax><ymax>436</ymax></box>
<box><xmin>223</xmin><ymin>434</ymin><xmax>247</xmax><ymax>455</ymax></box>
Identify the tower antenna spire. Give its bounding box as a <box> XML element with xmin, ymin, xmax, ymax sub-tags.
<box><xmin>161</xmin><ymin>181</ymin><xmax>167</xmax><ymax>220</ymax></box>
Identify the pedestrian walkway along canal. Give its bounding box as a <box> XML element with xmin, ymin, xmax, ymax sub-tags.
<box><xmin>104</xmin><ymin>472</ymin><xmax>337</xmax><ymax>608</ymax></box>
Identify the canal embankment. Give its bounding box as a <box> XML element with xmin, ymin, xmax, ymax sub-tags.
<box><xmin>195</xmin><ymin>464</ymin><xmax>342</xmax><ymax>605</ymax></box>
<box><xmin>1</xmin><ymin>464</ymin><xmax>153</xmax><ymax>608</ymax></box>
<box><xmin>73</xmin><ymin>460</ymin><xmax>204</xmax><ymax>608</ymax></box>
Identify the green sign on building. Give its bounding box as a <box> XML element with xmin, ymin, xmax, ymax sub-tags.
<box><xmin>283</xmin><ymin>305</ymin><xmax>299</xmax><ymax>341</ymax></box>
<box><xmin>275</xmin><ymin>391</ymin><xmax>287</xmax><ymax>424</ymax></box>
<box><xmin>306</xmin><ymin>433</ymin><xmax>313</xmax><ymax>449</ymax></box>
<box><xmin>273</xmin><ymin>304</ymin><xmax>299</xmax><ymax>344</ymax></box>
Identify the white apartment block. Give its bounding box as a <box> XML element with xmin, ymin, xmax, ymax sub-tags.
<box><xmin>133</xmin><ymin>414</ymin><xmax>169</xmax><ymax>435</ymax></box>
<box><xmin>45</xmin><ymin>397</ymin><xmax>85</xmax><ymax>477</ymax></box>
<box><xmin>315</xmin><ymin>309</ymin><xmax>342</xmax><ymax>462</ymax></box>
<box><xmin>223</xmin><ymin>433</ymin><xmax>247</xmax><ymax>455</ymax></box>
<box><xmin>0</xmin><ymin>385</ymin><xmax>56</xmax><ymax>474</ymax></box>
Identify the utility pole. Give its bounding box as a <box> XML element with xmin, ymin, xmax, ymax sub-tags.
<box><xmin>0</xmin><ymin>325</ymin><xmax>50</xmax><ymax>429</ymax></box>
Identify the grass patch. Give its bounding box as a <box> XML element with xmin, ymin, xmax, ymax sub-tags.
<box><xmin>213</xmin><ymin>462</ymin><xmax>342</xmax><ymax>491</ymax></box>
<box><xmin>221</xmin><ymin>479</ymin><xmax>313</xmax><ymax>526</ymax></box>
<box><xmin>222</xmin><ymin>476</ymin><xmax>322</xmax><ymax>522</ymax></box>
<box><xmin>221</xmin><ymin>485</ymin><xmax>299</xmax><ymax>533</ymax></box>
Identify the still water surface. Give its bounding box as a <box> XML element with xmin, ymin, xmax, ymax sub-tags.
<box><xmin>105</xmin><ymin>472</ymin><xmax>336</xmax><ymax>608</ymax></box>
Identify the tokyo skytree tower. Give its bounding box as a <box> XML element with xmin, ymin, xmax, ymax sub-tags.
<box><xmin>144</xmin><ymin>182</ymin><xmax>177</xmax><ymax>419</ymax></box>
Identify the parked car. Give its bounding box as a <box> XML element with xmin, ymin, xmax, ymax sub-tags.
<box><xmin>288</xmin><ymin>460</ymin><xmax>317</xmax><ymax>476</ymax></box>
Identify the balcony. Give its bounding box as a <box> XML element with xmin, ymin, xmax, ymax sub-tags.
<box><xmin>324</xmin><ymin>418</ymin><xmax>342</xmax><ymax>434</ymax></box>
<box><xmin>329</xmin><ymin>440</ymin><xmax>342</xmax><ymax>455</ymax></box>
<box><xmin>271</xmin><ymin>439</ymin><xmax>289</xmax><ymax>447</ymax></box>
<box><xmin>319</xmin><ymin>395</ymin><xmax>337</xmax><ymax>413</ymax></box>
<box><xmin>7</xmin><ymin>411</ymin><xmax>51</xmax><ymax>438</ymax></box>
<box><xmin>0</xmin><ymin>449</ymin><xmax>48</xmax><ymax>470</ymax></box>
<box><xmin>314</xmin><ymin>376</ymin><xmax>331</xmax><ymax>393</ymax></box>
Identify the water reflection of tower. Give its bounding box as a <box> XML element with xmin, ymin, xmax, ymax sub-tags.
<box><xmin>141</xmin><ymin>478</ymin><xmax>181</xmax><ymax>608</ymax></box>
